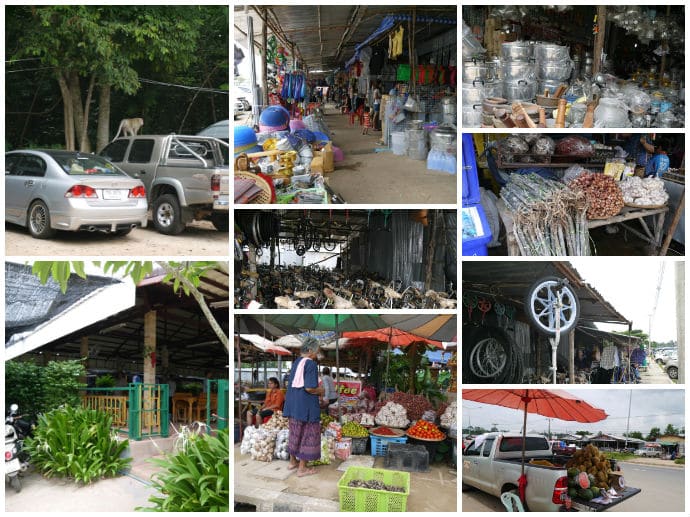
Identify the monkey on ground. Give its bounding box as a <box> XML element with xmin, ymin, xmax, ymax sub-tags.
<box><xmin>113</xmin><ymin>117</ymin><xmax>144</xmax><ymax>140</ymax></box>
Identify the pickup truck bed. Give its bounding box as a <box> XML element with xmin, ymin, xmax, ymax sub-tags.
<box><xmin>571</xmin><ymin>487</ymin><xmax>642</xmax><ymax>512</ymax></box>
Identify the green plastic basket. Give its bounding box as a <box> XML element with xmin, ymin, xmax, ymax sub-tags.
<box><xmin>338</xmin><ymin>466</ymin><xmax>410</xmax><ymax>512</ymax></box>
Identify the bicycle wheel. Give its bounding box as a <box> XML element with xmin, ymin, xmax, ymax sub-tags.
<box><xmin>524</xmin><ymin>276</ymin><xmax>580</xmax><ymax>336</ymax></box>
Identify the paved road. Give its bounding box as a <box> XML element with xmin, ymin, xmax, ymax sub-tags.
<box><xmin>462</xmin><ymin>462</ymin><xmax>684</xmax><ymax>512</ymax></box>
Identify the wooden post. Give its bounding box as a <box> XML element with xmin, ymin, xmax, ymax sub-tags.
<box><xmin>262</xmin><ymin>8</ymin><xmax>268</xmax><ymax>108</ymax></box>
<box><xmin>80</xmin><ymin>336</ymin><xmax>89</xmax><ymax>391</ymax></box>
<box><xmin>592</xmin><ymin>6</ymin><xmax>607</xmax><ymax>77</ymax></box>
<box><xmin>658</xmin><ymin>189</ymin><xmax>684</xmax><ymax>256</ymax></box>
<box><xmin>143</xmin><ymin>310</ymin><xmax>156</xmax><ymax>428</ymax></box>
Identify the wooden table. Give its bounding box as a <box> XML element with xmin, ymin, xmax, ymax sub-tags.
<box><xmin>172</xmin><ymin>393</ymin><xmax>198</xmax><ymax>424</ymax></box>
<box><xmin>497</xmin><ymin>199</ymin><xmax>669</xmax><ymax>255</ymax></box>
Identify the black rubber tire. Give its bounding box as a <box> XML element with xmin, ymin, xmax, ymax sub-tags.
<box><xmin>210</xmin><ymin>213</ymin><xmax>229</xmax><ymax>232</ymax></box>
<box><xmin>524</xmin><ymin>276</ymin><xmax>580</xmax><ymax>336</ymax></box>
<box><xmin>28</xmin><ymin>200</ymin><xmax>56</xmax><ymax>239</ymax></box>
<box><xmin>667</xmin><ymin>366</ymin><xmax>678</xmax><ymax>380</ymax></box>
<box><xmin>152</xmin><ymin>194</ymin><xmax>186</xmax><ymax>235</ymax></box>
<box><xmin>462</xmin><ymin>325</ymin><xmax>518</xmax><ymax>384</ymax></box>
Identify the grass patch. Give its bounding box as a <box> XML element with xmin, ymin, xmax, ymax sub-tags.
<box><xmin>603</xmin><ymin>452</ymin><xmax>636</xmax><ymax>461</ymax></box>
<box><xmin>674</xmin><ymin>457</ymin><xmax>684</xmax><ymax>465</ymax></box>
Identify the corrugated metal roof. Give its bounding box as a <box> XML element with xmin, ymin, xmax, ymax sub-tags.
<box><xmin>234</xmin><ymin>5</ymin><xmax>457</xmax><ymax>71</ymax></box>
<box><xmin>462</xmin><ymin>261</ymin><xmax>630</xmax><ymax>326</ymax></box>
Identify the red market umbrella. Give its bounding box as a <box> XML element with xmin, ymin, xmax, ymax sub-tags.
<box><xmin>462</xmin><ymin>389</ymin><xmax>608</xmax><ymax>504</ymax></box>
<box><xmin>342</xmin><ymin>327</ymin><xmax>444</xmax><ymax>348</ymax></box>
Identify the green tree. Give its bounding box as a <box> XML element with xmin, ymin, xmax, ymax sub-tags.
<box><xmin>625</xmin><ymin>431</ymin><xmax>645</xmax><ymax>440</ymax></box>
<box><xmin>30</xmin><ymin>261</ymin><xmax>228</xmax><ymax>352</ymax></box>
<box><xmin>575</xmin><ymin>430</ymin><xmax>590</xmax><ymax>437</ymax></box>
<box><xmin>663</xmin><ymin>423</ymin><xmax>680</xmax><ymax>436</ymax></box>
<box><xmin>8</xmin><ymin>6</ymin><xmax>211</xmax><ymax>151</ymax></box>
<box><xmin>646</xmin><ymin>426</ymin><xmax>661</xmax><ymax>441</ymax></box>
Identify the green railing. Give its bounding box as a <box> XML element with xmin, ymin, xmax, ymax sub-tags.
<box><xmin>205</xmin><ymin>379</ymin><xmax>229</xmax><ymax>431</ymax></box>
<box><xmin>82</xmin><ymin>383</ymin><xmax>169</xmax><ymax>441</ymax></box>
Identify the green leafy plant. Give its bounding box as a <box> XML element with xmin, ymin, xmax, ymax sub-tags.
<box><xmin>95</xmin><ymin>374</ymin><xmax>116</xmax><ymax>388</ymax></box>
<box><xmin>24</xmin><ymin>405</ymin><xmax>131</xmax><ymax>484</ymax></box>
<box><xmin>138</xmin><ymin>430</ymin><xmax>229</xmax><ymax>512</ymax></box>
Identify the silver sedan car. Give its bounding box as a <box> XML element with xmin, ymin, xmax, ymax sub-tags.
<box><xmin>5</xmin><ymin>150</ymin><xmax>148</xmax><ymax>238</ymax></box>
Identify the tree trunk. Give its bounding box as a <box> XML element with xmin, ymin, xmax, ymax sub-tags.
<box><xmin>96</xmin><ymin>84</ymin><xmax>111</xmax><ymax>152</ymax></box>
<box><xmin>56</xmin><ymin>72</ymin><xmax>75</xmax><ymax>150</ymax></box>
<box><xmin>69</xmin><ymin>71</ymin><xmax>86</xmax><ymax>151</ymax></box>
<box><xmin>78</xmin><ymin>74</ymin><xmax>96</xmax><ymax>153</ymax></box>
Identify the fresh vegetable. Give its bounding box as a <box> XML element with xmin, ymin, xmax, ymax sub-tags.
<box><xmin>620</xmin><ymin>176</ymin><xmax>669</xmax><ymax>206</ymax></box>
<box><xmin>565</xmin><ymin>444</ymin><xmax>612</xmax><ymax>490</ymax></box>
<box><xmin>262</xmin><ymin>410</ymin><xmax>289</xmax><ymax>431</ymax></box>
<box><xmin>274</xmin><ymin>429</ymin><xmax>289</xmax><ymax>460</ymax></box>
<box><xmin>577</xmin><ymin>488</ymin><xmax>594</xmax><ymax>501</ymax></box>
<box><xmin>375</xmin><ymin>402</ymin><xmax>409</xmax><ymax>428</ymax></box>
<box><xmin>407</xmin><ymin>420</ymin><xmax>445</xmax><ymax>440</ymax></box>
<box><xmin>372</xmin><ymin>426</ymin><xmax>400</xmax><ymax>436</ymax></box>
<box><xmin>390</xmin><ymin>392</ymin><xmax>433</xmax><ymax>421</ymax></box>
<box><xmin>439</xmin><ymin>402</ymin><xmax>457</xmax><ymax>428</ymax></box>
<box><xmin>250</xmin><ymin>428</ymin><xmax>277</xmax><ymax>462</ymax></box>
<box><xmin>342</xmin><ymin>421</ymin><xmax>369</xmax><ymax>438</ymax></box>
<box><xmin>569</xmin><ymin>172</ymin><xmax>624</xmax><ymax>219</ymax></box>
<box><xmin>577</xmin><ymin>471</ymin><xmax>590</xmax><ymax>489</ymax></box>
<box><xmin>348</xmin><ymin>479</ymin><xmax>405</xmax><ymax>493</ymax></box>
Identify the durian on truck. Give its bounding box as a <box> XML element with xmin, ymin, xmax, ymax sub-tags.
<box><xmin>462</xmin><ymin>433</ymin><xmax>640</xmax><ymax>512</ymax></box>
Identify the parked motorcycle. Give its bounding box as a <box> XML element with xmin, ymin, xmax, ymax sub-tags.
<box><xmin>5</xmin><ymin>404</ymin><xmax>32</xmax><ymax>492</ymax></box>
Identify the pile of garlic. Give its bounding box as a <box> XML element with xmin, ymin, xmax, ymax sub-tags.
<box><xmin>440</xmin><ymin>401</ymin><xmax>457</xmax><ymax>428</ymax></box>
<box><xmin>620</xmin><ymin>176</ymin><xmax>669</xmax><ymax>206</ymax></box>
<box><xmin>262</xmin><ymin>410</ymin><xmax>289</xmax><ymax>431</ymax></box>
<box><xmin>240</xmin><ymin>425</ymin><xmax>259</xmax><ymax>455</ymax></box>
<box><xmin>274</xmin><ymin>429</ymin><xmax>290</xmax><ymax>460</ymax></box>
<box><xmin>250</xmin><ymin>428</ymin><xmax>277</xmax><ymax>462</ymax></box>
<box><xmin>375</xmin><ymin>402</ymin><xmax>409</xmax><ymax>428</ymax></box>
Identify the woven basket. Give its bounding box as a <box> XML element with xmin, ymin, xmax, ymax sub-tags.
<box><xmin>234</xmin><ymin>171</ymin><xmax>272</xmax><ymax>204</ymax></box>
<box><xmin>624</xmin><ymin>202</ymin><xmax>668</xmax><ymax>210</ymax></box>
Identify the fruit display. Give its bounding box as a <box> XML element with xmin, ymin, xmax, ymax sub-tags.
<box><xmin>565</xmin><ymin>444</ymin><xmax>613</xmax><ymax>491</ymax></box>
<box><xmin>321</xmin><ymin>413</ymin><xmax>335</xmax><ymax>430</ymax></box>
<box><xmin>406</xmin><ymin>420</ymin><xmax>446</xmax><ymax>441</ymax></box>
<box><xmin>342</xmin><ymin>421</ymin><xmax>369</xmax><ymax>438</ymax></box>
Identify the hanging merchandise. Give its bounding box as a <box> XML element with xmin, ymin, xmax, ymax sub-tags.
<box><xmin>389</xmin><ymin>25</ymin><xmax>404</xmax><ymax>59</ymax></box>
<box><xmin>397</xmin><ymin>64</ymin><xmax>411</xmax><ymax>82</ymax></box>
<box><xmin>370</xmin><ymin>48</ymin><xmax>385</xmax><ymax>74</ymax></box>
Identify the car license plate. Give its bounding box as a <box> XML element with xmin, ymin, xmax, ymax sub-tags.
<box><xmin>103</xmin><ymin>189</ymin><xmax>122</xmax><ymax>200</ymax></box>
<box><xmin>5</xmin><ymin>457</ymin><xmax>20</xmax><ymax>474</ymax></box>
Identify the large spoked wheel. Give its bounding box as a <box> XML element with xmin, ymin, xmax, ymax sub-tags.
<box><xmin>525</xmin><ymin>276</ymin><xmax>580</xmax><ymax>335</ymax></box>
<box><xmin>28</xmin><ymin>200</ymin><xmax>56</xmax><ymax>239</ymax></box>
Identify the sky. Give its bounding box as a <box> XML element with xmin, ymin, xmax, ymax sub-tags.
<box><xmin>462</xmin><ymin>388</ymin><xmax>685</xmax><ymax>436</ymax></box>
<box><xmin>568</xmin><ymin>258</ymin><xmax>681</xmax><ymax>343</ymax></box>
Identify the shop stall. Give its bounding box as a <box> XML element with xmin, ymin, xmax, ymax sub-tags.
<box><xmin>234</xmin><ymin>209</ymin><xmax>457</xmax><ymax>309</ymax></box>
<box><xmin>234</xmin><ymin>6</ymin><xmax>457</xmax><ymax>204</ymax></box>
<box><xmin>462</xmin><ymin>5</ymin><xmax>684</xmax><ymax>128</ymax></box>
<box><xmin>462</xmin><ymin>261</ymin><xmax>639</xmax><ymax>385</ymax></box>
<box><xmin>463</xmin><ymin>133</ymin><xmax>685</xmax><ymax>256</ymax></box>
<box><xmin>234</xmin><ymin>314</ymin><xmax>457</xmax><ymax>512</ymax></box>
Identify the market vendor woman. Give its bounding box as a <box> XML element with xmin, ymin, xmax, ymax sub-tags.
<box><xmin>246</xmin><ymin>377</ymin><xmax>285</xmax><ymax>427</ymax></box>
<box><xmin>283</xmin><ymin>337</ymin><xmax>325</xmax><ymax>477</ymax></box>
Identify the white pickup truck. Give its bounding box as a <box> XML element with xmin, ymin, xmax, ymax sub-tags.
<box><xmin>462</xmin><ymin>433</ymin><xmax>640</xmax><ymax>512</ymax></box>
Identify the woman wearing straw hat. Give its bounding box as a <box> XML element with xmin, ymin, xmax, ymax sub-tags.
<box><xmin>283</xmin><ymin>337</ymin><xmax>325</xmax><ymax>477</ymax></box>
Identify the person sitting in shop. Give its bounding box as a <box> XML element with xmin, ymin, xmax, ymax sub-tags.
<box><xmin>574</xmin><ymin>348</ymin><xmax>590</xmax><ymax>371</ymax></box>
<box><xmin>246</xmin><ymin>377</ymin><xmax>285</xmax><ymax>427</ymax></box>
<box><xmin>644</xmin><ymin>139</ymin><xmax>670</xmax><ymax>178</ymax></box>
<box><xmin>623</xmin><ymin>133</ymin><xmax>656</xmax><ymax>177</ymax></box>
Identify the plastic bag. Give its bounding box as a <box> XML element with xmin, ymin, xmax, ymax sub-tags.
<box><xmin>308</xmin><ymin>434</ymin><xmax>335</xmax><ymax>466</ymax></box>
<box><xmin>562</xmin><ymin>164</ymin><xmax>587</xmax><ymax>183</ymax></box>
<box><xmin>250</xmin><ymin>428</ymin><xmax>277</xmax><ymax>462</ymax></box>
<box><xmin>499</xmin><ymin>135</ymin><xmax>529</xmax><ymax>162</ymax></box>
<box><xmin>240</xmin><ymin>425</ymin><xmax>259</xmax><ymax>455</ymax></box>
<box><xmin>555</xmin><ymin>135</ymin><xmax>594</xmax><ymax>157</ymax></box>
<box><xmin>531</xmin><ymin>136</ymin><xmax>555</xmax><ymax>163</ymax></box>
<box><xmin>274</xmin><ymin>429</ymin><xmax>290</xmax><ymax>460</ymax></box>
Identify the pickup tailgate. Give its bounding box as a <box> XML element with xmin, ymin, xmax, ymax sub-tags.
<box><xmin>570</xmin><ymin>486</ymin><xmax>641</xmax><ymax>512</ymax></box>
<box><xmin>213</xmin><ymin>172</ymin><xmax>230</xmax><ymax>210</ymax></box>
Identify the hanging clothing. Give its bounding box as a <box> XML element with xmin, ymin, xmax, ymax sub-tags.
<box><xmin>599</xmin><ymin>344</ymin><xmax>620</xmax><ymax>370</ymax></box>
<box><xmin>389</xmin><ymin>26</ymin><xmax>404</xmax><ymax>59</ymax></box>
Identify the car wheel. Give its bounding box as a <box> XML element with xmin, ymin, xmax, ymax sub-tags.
<box><xmin>112</xmin><ymin>228</ymin><xmax>133</xmax><ymax>237</ymax></box>
<box><xmin>210</xmin><ymin>213</ymin><xmax>229</xmax><ymax>232</ymax></box>
<box><xmin>667</xmin><ymin>366</ymin><xmax>678</xmax><ymax>380</ymax></box>
<box><xmin>28</xmin><ymin>200</ymin><xmax>56</xmax><ymax>239</ymax></box>
<box><xmin>152</xmin><ymin>194</ymin><xmax>186</xmax><ymax>235</ymax></box>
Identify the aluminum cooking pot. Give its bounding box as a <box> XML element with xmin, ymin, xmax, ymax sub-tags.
<box><xmin>503</xmin><ymin>79</ymin><xmax>537</xmax><ymax>102</ymax></box>
<box><xmin>462</xmin><ymin>60</ymin><xmax>498</xmax><ymax>83</ymax></box>
<box><xmin>534</xmin><ymin>43</ymin><xmax>570</xmax><ymax>62</ymax></box>
<box><xmin>501</xmin><ymin>41</ymin><xmax>533</xmax><ymax>61</ymax></box>
<box><xmin>502</xmin><ymin>61</ymin><xmax>536</xmax><ymax>81</ymax></box>
<box><xmin>462</xmin><ymin>105</ymin><xmax>483</xmax><ymax>127</ymax></box>
<box><xmin>537</xmin><ymin>61</ymin><xmax>573</xmax><ymax>82</ymax></box>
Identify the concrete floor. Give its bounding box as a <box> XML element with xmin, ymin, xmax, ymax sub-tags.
<box><xmin>236</xmin><ymin>103</ymin><xmax>458</xmax><ymax>204</ymax></box>
<box><xmin>234</xmin><ymin>444</ymin><xmax>457</xmax><ymax>512</ymax></box>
